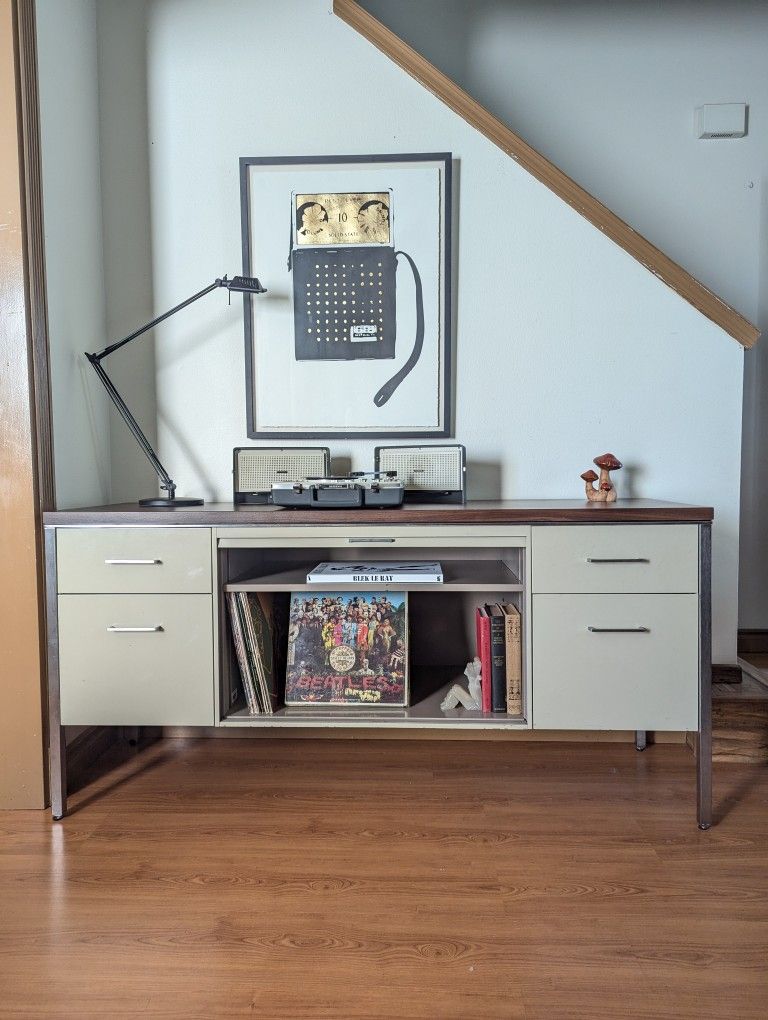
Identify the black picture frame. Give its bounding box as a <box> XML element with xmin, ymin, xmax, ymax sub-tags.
<box><xmin>240</xmin><ymin>153</ymin><xmax>453</xmax><ymax>440</ymax></box>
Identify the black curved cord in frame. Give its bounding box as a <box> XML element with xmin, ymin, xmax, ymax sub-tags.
<box><xmin>373</xmin><ymin>250</ymin><xmax>424</xmax><ymax>407</ymax></box>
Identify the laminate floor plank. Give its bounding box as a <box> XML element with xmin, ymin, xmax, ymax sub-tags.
<box><xmin>1</xmin><ymin>738</ymin><xmax>766</xmax><ymax>1018</ymax></box>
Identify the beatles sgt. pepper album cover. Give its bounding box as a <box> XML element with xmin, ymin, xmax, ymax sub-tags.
<box><xmin>285</xmin><ymin>591</ymin><xmax>408</xmax><ymax>706</ymax></box>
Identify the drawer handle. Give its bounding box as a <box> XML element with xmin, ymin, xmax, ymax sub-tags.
<box><xmin>105</xmin><ymin>558</ymin><xmax>163</xmax><ymax>565</ymax></box>
<box><xmin>586</xmin><ymin>557</ymin><xmax>650</xmax><ymax>564</ymax></box>
<box><xmin>588</xmin><ymin>626</ymin><xmax>650</xmax><ymax>633</ymax></box>
<box><xmin>347</xmin><ymin>538</ymin><xmax>396</xmax><ymax>544</ymax></box>
<box><xmin>106</xmin><ymin>625</ymin><xmax>164</xmax><ymax>633</ymax></box>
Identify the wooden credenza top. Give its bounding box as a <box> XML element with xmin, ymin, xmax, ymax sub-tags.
<box><xmin>43</xmin><ymin>499</ymin><xmax>714</xmax><ymax>526</ymax></box>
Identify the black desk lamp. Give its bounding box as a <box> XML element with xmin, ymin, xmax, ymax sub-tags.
<box><xmin>85</xmin><ymin>275</ymin><xmax>265</xmax><ymax>507</ymax></box>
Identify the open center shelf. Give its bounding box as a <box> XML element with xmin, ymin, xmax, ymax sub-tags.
<box><xmin>225</xmin><ymin>559</ymin><xmax>522</xmax><ymax>592</ymax></box>
<box><xmin>221</xmin><ymin>667</ymin><xmax>527</xmax><ymax>728</ymax></box>
<box><xmin>217</xmin><ymin>541</ymin><xmax>529</xmax><ymax>728</ymax></box>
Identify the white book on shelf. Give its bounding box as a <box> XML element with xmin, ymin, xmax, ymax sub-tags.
<box><xmin>307</xmin><ymin>561</ymin><xmax>443</xmax><ymax>584</ymax></box>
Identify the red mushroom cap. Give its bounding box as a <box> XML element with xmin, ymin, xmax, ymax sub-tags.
<box><xmin>593</xmin><ymin>453</ymin><xmax>622</xmax><ymax>471</ymax></box>
<box><xmin>581</xmin><ymin>469</ymin><xmax>599</xmax><ymax>482</ymax></box>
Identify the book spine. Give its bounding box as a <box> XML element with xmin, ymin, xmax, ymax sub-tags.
<box><xmin>505</xmin><ymin>611</ymin><xmax>523</xmax><ymax>716</ymax></box>
<box><xmin>488</xmin><ymin>612</ymin><xmax>507</xmax><ymax>712</ymax></box>
<box><xmin>476</xmin><ymin>609</ymin><xmax>492</xmax><ymax>713</ymax></box>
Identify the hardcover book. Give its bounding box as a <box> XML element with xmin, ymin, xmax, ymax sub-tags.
<box><xmin>475</xmin><ymin>606</ymin><xmax>493</xmax><ymax>713</ymax></box>
<box><xmin>307</xmin><ymin>562</ymin><xmax>443</xmax><ymax>584</ymax></box>
<box><xmin>486</xmin><ymin>604</ymin><xmax>508</xmax><ymax>712</ymax></box>
<box><xmin>285</xmin><ymin>591</ymin><xmax>408</xmax><ymax>706</ymax></box>
<box><xmin>500</xmin><ymin>603</ymin><xmax>523</xmax><ymax>716</ymax></box>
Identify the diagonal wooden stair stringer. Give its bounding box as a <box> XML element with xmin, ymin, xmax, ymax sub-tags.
<box><xmin>333</xmin><ymin>0</ymin><xmax>759</xmax><ymax>349</ymax></box>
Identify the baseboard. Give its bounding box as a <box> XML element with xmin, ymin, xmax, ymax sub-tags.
<box><xmin>163</xmin><ymin>726</ymin><xmax>688</xmax><ymax>744</ymax></box>
<box><xmin>738</xmin><ymin>629</ymin><xmax>768</xmax><ymax>654</ymax></box>
<box><xmin>712</xmin><ymin>663</ymin><xmax>743</xmax><ymax>684</ymax></box>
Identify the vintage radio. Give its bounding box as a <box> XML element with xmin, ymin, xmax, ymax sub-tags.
<box><xmin>289</xmin><ymin>190</ymin><xmax>424</xmax><ymax>407</ymax></box>
<box><xmin>374</xmin><ymin>444</ymin><xmax>466</xmax><ymax>504</ymax></box>
<box><xmin>233</xmin><ymin>447</ymin><xmax>330</xmax><ymax>504</ymax></box>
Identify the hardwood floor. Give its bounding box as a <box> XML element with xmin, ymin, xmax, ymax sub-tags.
<box><xmin>1</xmin><ymin>738</ymin><xmax>767</xmax><ymax>1018</ymax></box>
<box><xmin>713</xmin><ymin>674</ymin><xmax>768</xmax><ymax>763</ymax></box>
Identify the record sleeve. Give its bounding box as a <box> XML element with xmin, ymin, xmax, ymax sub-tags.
<box><xmin>285</xmin><ymin>591</ymin><xmax>408</xmax><ymax>706</ymax></box>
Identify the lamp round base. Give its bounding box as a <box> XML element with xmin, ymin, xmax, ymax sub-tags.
<box><xmin>139</xmin><ymin>496</ymin><xmax>204</xmax><ymax>507</ymax></box>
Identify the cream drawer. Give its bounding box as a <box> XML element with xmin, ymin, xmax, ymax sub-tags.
<box><xmin>57</xmin><ymin>528</ymin><xmax>212</xmax><ymax>594</ymax></box>
<box><xmin>58</xmin><ymin>594</ymin><xmax>215</xmax><ymax>725</ymax></box>
<box><xmin>531</xmin><ymin>594</ymin><xmax>698</xmax><ymax>730</ymax></box>
<box><xmin>531</xmin><ymin>525</ymin><xmax>698</xmax><ymax>594</ymax></box>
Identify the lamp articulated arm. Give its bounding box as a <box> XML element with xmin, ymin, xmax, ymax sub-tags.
<box><xmin>85</xmin><ymin>351</ymin><xmax>180</xmax><ymax>501</ymax></box>
<box><xmin>85</xmin><ymin>274</ymin><xmax>265</xmax><ymax>507</ymax></box>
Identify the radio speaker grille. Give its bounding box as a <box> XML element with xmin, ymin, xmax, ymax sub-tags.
<box><xmin>234</xmin><ymin>448</ymin><xmax>330</xmax><ymax>495</ymax></box>
<box><xmin>375</xmin><ymin>445</ymin><xmax>466</xmax><ymax>500</ymax></box>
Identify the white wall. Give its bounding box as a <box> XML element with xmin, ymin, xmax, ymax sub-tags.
<box><xmin>139</xmin><ymin>0</ymin><xmax>743</xmax><ymax>660</ymax></box>
<box><xmin>34</xmin><ymin>0</ymin><xmax>747</xmax><ymax>660</ymax></box>
<box><xmin>36</xmin><ymin>0</ymin><xmax>110</xmax><ymax>508</ymax></box>
<box><xmin>96</xmin><ymin>0</ymin><xmax>157</xmax><ymax>502</ymax></box>
<box><xmin>361</xmin><ymin>0</ymin><xmax>768</xmax><ymax>627</ymax></box>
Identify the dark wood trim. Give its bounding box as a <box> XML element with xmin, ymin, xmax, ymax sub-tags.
<box><xmin>332</xmin><ymin>0</ymin><xmax>758</xmax><ymax>349</ymax></box>
<box><xmin>13</xmin><ymin>0</ymin><xmax>55</xmax><ymax>510</ymax></box>
<box><xmin>43</xmin><ymin>498</ymin><xmax>714</xmax><ymax>527</ymax></box>
<box><xmin>738</xmin><ymin>630</ymin><xmax>768</xmax><ymax>655</ymax></box>
<box><xmin>712</xmin><ymin>664</ymin><xmax>742</xmax><ymax>685</ymax></box>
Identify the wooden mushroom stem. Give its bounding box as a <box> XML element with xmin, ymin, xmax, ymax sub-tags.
<box><xmin>595</xmin><ymin>467</ymin><xmax>618</xmax><ymax>502</ymax></box>
<box><xmin>591</xmin><ymin>454</ymin><xmax>622</xmax><ymax>504</ymax></box>
<box><xmin>580</xmin><ymin>470</ymin><xmax>601</xmax><ymax>501</ymax></box>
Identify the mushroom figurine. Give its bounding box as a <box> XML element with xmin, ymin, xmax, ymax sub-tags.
<box><xmin>580</xmin><ymin>469</ymin><xmax>602</xmax><ymax>502</ymax></box>
<box><xmin>592</xmin><ymin>453</ymin><xmax>622</xmax><ymax>503</ymax></box>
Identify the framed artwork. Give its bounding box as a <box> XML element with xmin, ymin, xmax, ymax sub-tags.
<box><xmin>240</xmin><ymin>153</ymin><xmax>452</xmax><ymax>439</ymax></box>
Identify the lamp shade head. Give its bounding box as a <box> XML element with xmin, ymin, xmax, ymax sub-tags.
<box><xmin>222</xmin><ymin>275</ymin><xmax>267</xmax><ymax>294</ymax></box>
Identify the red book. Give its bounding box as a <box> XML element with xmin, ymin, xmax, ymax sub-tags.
<box><xmin>476</xmin><ymin>606</ymin><xmax>492</xmax><ymax>713</ymax></box>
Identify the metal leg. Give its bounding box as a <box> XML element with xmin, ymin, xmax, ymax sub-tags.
<box><xmin>635</xmin><ymin>730</ymin><xmax>647</xmax><ymax>751</ymax></box>
<box><xmin>697</xmin><ymin>523</ymin><xmax>712</xmax><ymax>830</ymax></box>
<box><xmin>45</xmin><ymin>528</ymin><xmax>67</xmax><ymax>819</ymax></box>
<box><xmin>49</xmin><ymin>723</ymin><xmax>66</xmax><ymax>821</ymax></box>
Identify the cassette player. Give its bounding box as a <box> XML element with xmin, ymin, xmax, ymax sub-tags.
<box><xmin>271</xmin><ymin>471</ymin><xmax>404</xmax><ymax>510</ymax></box>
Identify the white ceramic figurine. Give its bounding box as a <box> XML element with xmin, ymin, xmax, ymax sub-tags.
<box><xmin>440</xmin><ymin>657</ymin><xmax>483</xmax><ymax>711</ymax></box>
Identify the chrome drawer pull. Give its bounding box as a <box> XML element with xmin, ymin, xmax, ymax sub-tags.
<box><xmin>588</xmin><ymin>626</ymin><xmax>650</xmax><ymax>633</ymax></box>
<box><xmin>586</xmin><ymin>557</ymin><xmax>650</xmax><ymax>564</ymax></box>
<box><xmin>106</xmin><ymin>625</ymin><xmax>164</xmax><ymax>633</ymax></box>
<box><xmin>347</xmin><ymin>538</ymin><xmax>396</xmax><ymax>544</ymax></box>
<box><xmin>104</xmin><ymin>558</ymin><xmax>162</xmax><ymax>565</ymax></box>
